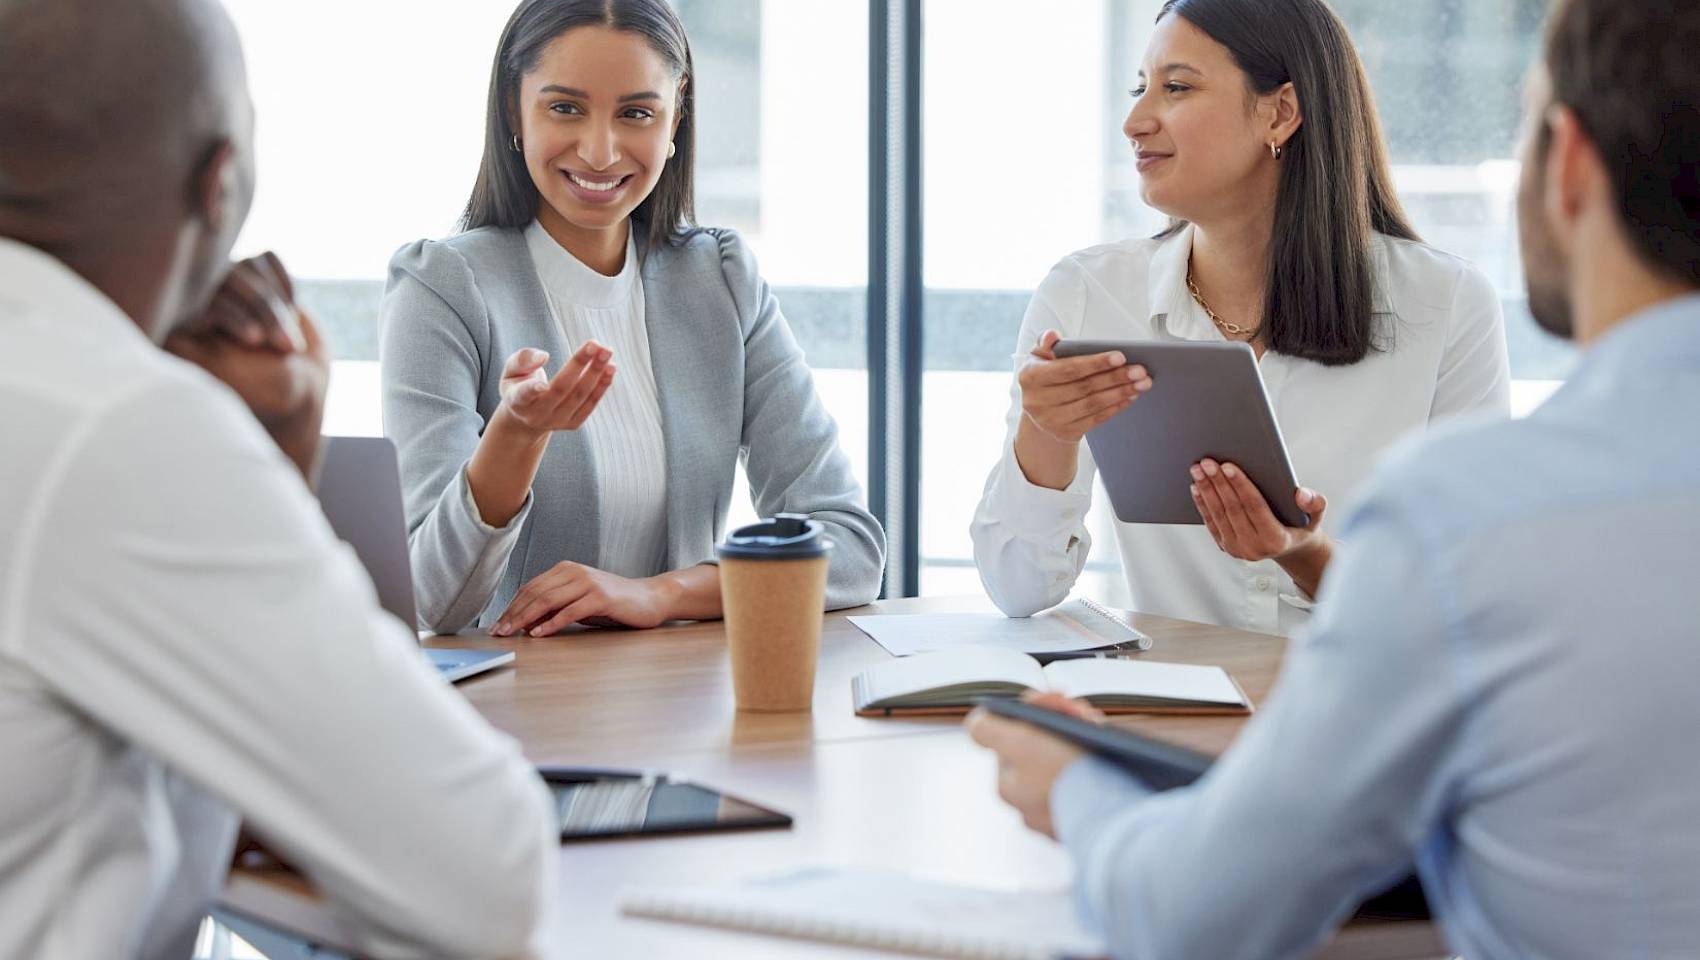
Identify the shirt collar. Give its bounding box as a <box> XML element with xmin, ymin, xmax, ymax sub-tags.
<box><xmin>0</xmin><ymin>236</ymin><xmax>152</xmax><ymax>349</ymax></box>
<box><xmin>1577</xmin><ymin>291</ymin><xmax>1700</xmax><ymax>373</ymax></box>
<box><xmin>1145</xmin><ymin>224</ymin><xmax>1399</xmax><ymax>343</ymax></box>
<box><xmin>1146</xmin><ymin>224</ymin><xmax>1220</xmax><ymax>342</ymax></box>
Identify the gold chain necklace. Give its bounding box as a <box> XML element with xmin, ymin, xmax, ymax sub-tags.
<box><xmin>1186</xmin><ymin>271</ymin><xmax>1259</xmax><ymax>338</ymax></box>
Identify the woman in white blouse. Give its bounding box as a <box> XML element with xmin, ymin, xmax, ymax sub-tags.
<box><xmin>379</xmin><ymin>0</ymin><xmax>883</xmax><ymax>637</ymax></box>
<box><xmin>972</xmin><ymin>0</ymin><xmax>1510</xmax><ymax>636</ymax></box>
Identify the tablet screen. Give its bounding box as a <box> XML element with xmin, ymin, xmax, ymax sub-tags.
<box><xmin>545</xmin><ymin>773</ymin><xmax>792</xmax><ymax>841</ymax></box>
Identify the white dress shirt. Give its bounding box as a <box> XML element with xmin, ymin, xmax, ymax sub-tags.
<box><xmin>0</xmin><ymin>239</ymin><xmax>555</xmax><ymax>960</ymax></box>
<box><xmin>1049</xmin><ymin>293</ymin><xmax>1700</xmax><ymax>960</ymax></box>
<box><xmin>973</xmin><ymin>225</ymin><xmax>1510</xmax><ymax>634</ymax></box>
<box><xmin>525</xmin><ymin>221</ymin><xmax>669</xmax><ymax>580</ymax></box>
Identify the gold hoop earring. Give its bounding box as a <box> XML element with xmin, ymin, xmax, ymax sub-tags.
<box><xmin>511</xmin><ymin>134</ymin><xmax>522</xmax><ymax>153</ymax></box>
<box><xmin>667</xmin><ymin>140</ymin><xmax>676</xmax><ymax>159</ymax></box>
<box><xmin>1269</xmin><ymin>140</ymin><xmax>1283</xmax><ymax>160</ymax></box>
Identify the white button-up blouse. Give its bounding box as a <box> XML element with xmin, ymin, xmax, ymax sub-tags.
<box><xmin>971</xmin><ymin>225</ymin><xmax>1512</xmax><ymax>636</ymax></box>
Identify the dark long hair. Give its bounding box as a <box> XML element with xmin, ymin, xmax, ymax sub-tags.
<box><xmin>460</xmin><ymin>0</ymin><xmax>696</xmax><ymax>248</ymax></box>
<box><xmin>1157</xmin><ymin>0</ymin><xmax>1418</xmax><ymax>366</ymax></box>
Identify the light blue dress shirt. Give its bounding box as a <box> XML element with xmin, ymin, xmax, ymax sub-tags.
<box><xmin>1051</xmin><ymin>293</ymin><xmax>1700</xmax><ymax>960</ymax></box>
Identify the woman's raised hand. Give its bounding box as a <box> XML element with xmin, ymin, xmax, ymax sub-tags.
<box><xmin>1017</xmin><ymin>330</ymin><xmax>1152</xmax><ymax>444</ymax></box>
<box><xmin>1011</xmin><ymin>330</ymin><xmax>1153</xmax><ymax>491</ymax></box>
<box><xmin>465</xmin><ymin>341</ymin><xmax>615</xmax><ymax>530</ymax></box>
<box><xmin>496</xmin><ymin>340</ymin><xmax>616</xmax><ymax>435</ymax></box>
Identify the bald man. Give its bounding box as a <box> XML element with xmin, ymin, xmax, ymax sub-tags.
<box><xmin>0</xmin><ymin>1</ymin><xmax>556</xmax><ymax>957</ymax></box>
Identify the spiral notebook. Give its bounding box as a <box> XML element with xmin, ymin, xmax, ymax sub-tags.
<box><xmin>848</xmin><ymin>599</ymin><xmax>1152</xmax><ymax>661</ymax></box>
<box><xmin>619</xmin><ymin>867</ymin><xmax>1106</xmax><ymax>960</ymax></box>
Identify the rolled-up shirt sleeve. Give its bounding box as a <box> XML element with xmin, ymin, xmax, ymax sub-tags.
<box><xmin>972</xmin><ymin>261</ymin><xmax>1099</xmax><ymax>617</ymax></box>
<box><xmin>1046</xmin><ymin>483</ymin><xmax>1470</xmax><ymax>960</ymax></box>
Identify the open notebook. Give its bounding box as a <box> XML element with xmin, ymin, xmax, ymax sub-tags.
<box><xmin>853</xmin><ymin>647</ymin><xmax>1251</xmax><ymax>716</ymax></box>
<box><xmin>620</xmin><ymin>867</ymin><xmax>1106</xmax><ymax>960</ymax></box>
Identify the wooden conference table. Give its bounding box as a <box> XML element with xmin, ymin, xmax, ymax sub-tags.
<box><xmin>221</xmin><ymin>596</ymin><xmax>1444</xmax><ymax>959</ymax></box>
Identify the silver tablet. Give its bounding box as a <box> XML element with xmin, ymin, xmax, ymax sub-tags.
<box><xmin>1052</xmin><ymin>340</ymin><xmax>1308</xmax><ymax>528</ymax></box>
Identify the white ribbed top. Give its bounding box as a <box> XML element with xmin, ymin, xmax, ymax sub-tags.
<box><xmin>525</xmin><ymin>221</ymin><xmax>668</xmax><ymax>580</ymax></box>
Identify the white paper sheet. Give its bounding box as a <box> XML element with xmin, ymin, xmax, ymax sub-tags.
<box><xmin>620</xmin><ymin>866</ymin><xmax>1106</xmax><ymax>960</ymax></box>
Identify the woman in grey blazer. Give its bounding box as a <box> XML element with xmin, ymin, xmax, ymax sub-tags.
<box><xmin>380</xmin><ymin>0</ymin><xmax>884</xmax><ymax>636</ymax></box>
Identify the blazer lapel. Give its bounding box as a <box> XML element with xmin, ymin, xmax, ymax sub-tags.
<box><xmin>638</xmin><ymin>234</ymin><xmax>741</xmax><ymax>569</ymax></box>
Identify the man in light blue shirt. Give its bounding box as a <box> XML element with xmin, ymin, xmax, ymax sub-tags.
<box><xmin>967</xmin><ymin>0</ymin><xmax>1700</xmax><ymax>957</ymax></box>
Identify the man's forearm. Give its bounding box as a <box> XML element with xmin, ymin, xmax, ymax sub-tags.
<box><xmin>271</xmin><ymin>404</ymin><xmax>326</xmax><ymax>486</ymax></box>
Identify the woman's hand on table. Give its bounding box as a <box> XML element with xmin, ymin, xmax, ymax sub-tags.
<box><xmin>492</xmin><ymin>562</ymin><xmax>674</xmax><ymax>636</ymax></box>
<box><xmin>1189</xmin><ymin>459</ymin><xmax>1333</xmax><ymax>598</ymax></box>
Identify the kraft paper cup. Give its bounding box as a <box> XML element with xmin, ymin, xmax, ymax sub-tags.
<box><xmin>717</xmin><ymin>515</ymin><xmax>832</xmax><ymax>712</ymax></box>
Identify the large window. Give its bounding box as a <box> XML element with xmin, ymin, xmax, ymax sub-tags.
<box><xmin>917</xmin><ymin>0</ymin><xmax>1569</xmax><ymax>601</ymax></box>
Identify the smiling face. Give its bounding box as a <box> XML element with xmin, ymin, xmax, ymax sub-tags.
<box><xmin>1123</xmin><ymin>14</ymin><xmax>1282</xmax><ymax>224</ymax></box>
<box><xmin>516</xmin><ymin>25</ymin><xmax>680</xmax><ymax>247</ymax></box>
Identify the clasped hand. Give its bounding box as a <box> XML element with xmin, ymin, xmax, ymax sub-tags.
<box><xmin>164</xmin><ymin>253</ymin><xmax>328</xmax><ymax>480</ymax></box>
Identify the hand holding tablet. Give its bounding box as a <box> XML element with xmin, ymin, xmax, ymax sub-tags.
<box><xmin>1189</xmin><ymin>457</ymin><xmax>1332</xmax><ymax>597</ymax></box>
<box><xmin>1011</xmin><ymin>332</ymin><xmax>1155</xmax><ymax>492</ymax></box>
<box><xmin>1017</xmin><ymin>331</ymin><xmax>1155</xmax><ymax>446</ymax></box>
<box><xmin>1051</xmin><ymin>339</ymin><xmax>1311</xmax><ymax>529</ymax></box>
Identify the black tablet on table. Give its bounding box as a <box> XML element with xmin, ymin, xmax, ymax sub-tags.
<box><xmin>1052</xmin><ymin>340</ymin><xmax>1309</xmax><ymax>528</ymax></box>
<box><xmin>538</xmin><ymin>766</ymin><xmax>792</xmax><ymax>842</ymax></box>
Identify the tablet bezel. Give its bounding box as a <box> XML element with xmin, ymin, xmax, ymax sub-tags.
<box><xmin>538</xmin><ymin>766</ymin><xmax>794</xmax><ymax>842</ymax></box>
<box><xmin>1051</xmin><ymin>339</ymin><xmax>1309</xmax><ymax>528</ymax></box>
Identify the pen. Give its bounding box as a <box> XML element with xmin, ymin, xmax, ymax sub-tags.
<box><xmin>1033</xmin><ymin>649</ymin><xmax>1142</xmax><ymax>664</ymax></box>
<box><xmin>536</xmin><ymin>765</ymin><xmax>658</xmax><ymax>784</ymax></box>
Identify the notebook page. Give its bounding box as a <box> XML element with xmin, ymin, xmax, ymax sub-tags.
<box><xmin>1042</xmin><ymin>658</ymin><xmax>1244</xmax><ymax>706</ymax></box>
<box><xmin>620</xmin><ymin>867</ymin><xmax>1106</xmax><ymax>960</ymax></box>
<box><xmin>855</xmin><ymin>648</ymin><xmax>1047</xmax><ymax>708</ymax></box>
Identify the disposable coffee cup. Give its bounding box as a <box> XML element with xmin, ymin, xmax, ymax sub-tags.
<box><xmin>716</xmin><ymin>514</ymin><xmax>832</xmax><ymax>712</ymax></box>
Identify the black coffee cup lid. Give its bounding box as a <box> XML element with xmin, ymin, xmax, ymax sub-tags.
<box><xmin>716</xmin><ymin>514</ymin><xmax>833</xmax><ymax>560</ymax></box>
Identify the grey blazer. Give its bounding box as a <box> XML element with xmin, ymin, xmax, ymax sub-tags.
<box><xmin>378</xmin><ymin>226</ymin><xmax>886</xmax><ymax>633</ymax></box>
